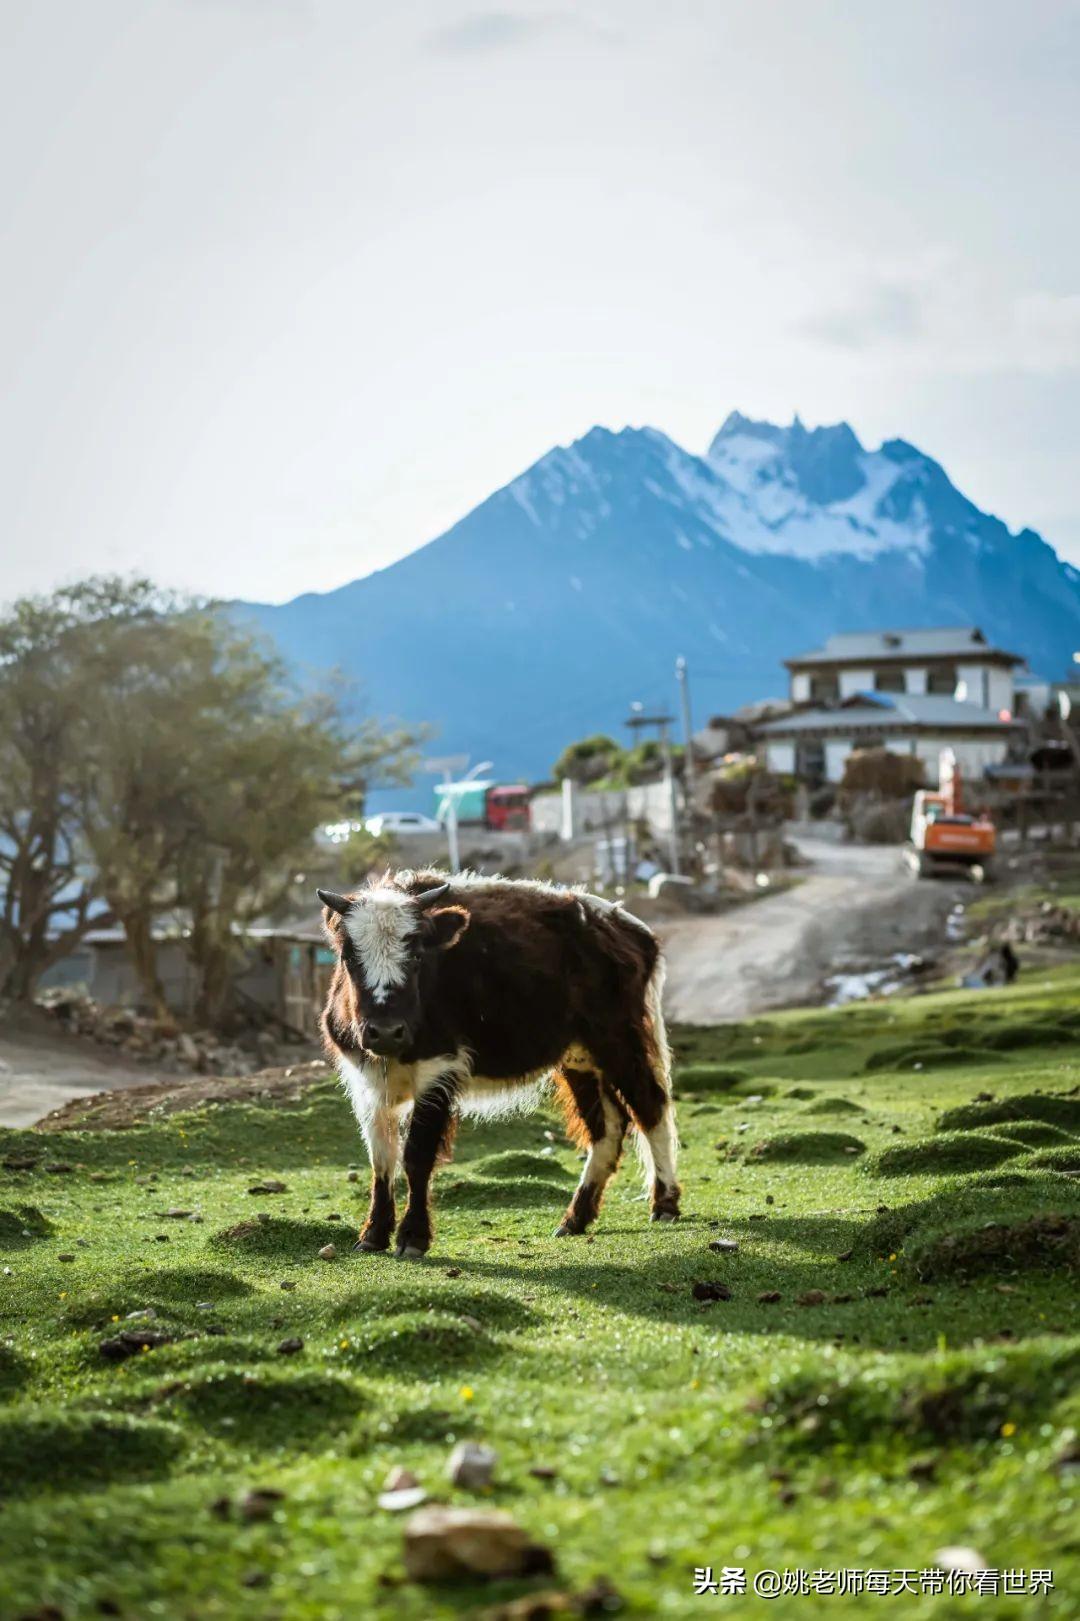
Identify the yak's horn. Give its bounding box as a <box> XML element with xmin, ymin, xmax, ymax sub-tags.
<box><xmin>414</xmin><ymin>882</ymin><xmax>451</xmax><ymax>910</ymax></box>
<box><xmin>316</xmin><ymin>888</ymin><xmax>353</xmax><ymax>917</ymax></box>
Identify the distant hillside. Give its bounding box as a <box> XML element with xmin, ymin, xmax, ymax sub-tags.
<box><xmin>239</xmin><ymin>414</ymin><xmax>1080</xmax><ymax>795</ymax></box>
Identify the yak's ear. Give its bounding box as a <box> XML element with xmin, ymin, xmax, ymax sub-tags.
<box><xmin>427</xmin><ymin>904</ymin><xmax>470</xmax><ymax>952</ymax></box>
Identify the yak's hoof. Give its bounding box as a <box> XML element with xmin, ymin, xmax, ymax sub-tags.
<box><xmin>395</xmin><ymin>1243</ymin><xmax>427</xmax><ymax>1261</ymax></box>
<box><xmin>651</xmin><ymin>1209</ymin><xmax>678</xmax><ymax>1224</ymax></box>
<box><xmin>553</xmin><ymin>1221</ymin><xmax>584</xmax><ymax>1238</ymax></box>
<box><xmin>354</xmin><ymin>1235</ymin><xmax>389</xmax><ymax>1252</ymax></box>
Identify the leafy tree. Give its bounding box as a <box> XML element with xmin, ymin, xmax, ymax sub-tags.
<box><xmin>840</xmin><ymin>747</ymin><xmax>924</xmax><ymax>801</ymax></box>
<box><xmin>73</xmin><ymin>607</ymin><xmax>421</xmax><ymax>1024</ymax></box>
<box><xmin>552</xmin><ymin>734</ymin><xmax>625</xmax><ymax>785</ymax></box>
<box><xmin>173</xmin><ymin>674</ymin><xmax>420</xmax><ymax>1028</ymax></box>
<box><xmin>0</xmin><ymin>578</ymin><xmax>179</xmax><ymax>1001</ymax></box>
<box><xmin>0</xmin><ymin>576</ymin><xmax>422</xmax><ymax>1018</ymax></box>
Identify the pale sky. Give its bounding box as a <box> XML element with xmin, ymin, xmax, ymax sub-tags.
<box><xmin>2</xmin><ymin>0</ymin><xmax>1079</xmax><ymax>605</ymax></box>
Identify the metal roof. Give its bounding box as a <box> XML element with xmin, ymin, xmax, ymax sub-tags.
<box><xmin>759</xmin><ymin>693</ymin><xmax>1021</xmax><ymax>736</ymax></box>
<box><xmin>786</xmin><ymin>626</ymin><xmax>1023</xmax><ymax>667</ymax></box>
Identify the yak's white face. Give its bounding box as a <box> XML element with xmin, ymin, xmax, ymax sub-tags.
<box><xmin>343</xmin><ymin>888</ymin><xmax>417</xmax><ymax>1004</ymax></box>
<box><xmin>319</xmin><ymin>883</ymin><xmax>469</xmax><ymax>1059</ymax></box>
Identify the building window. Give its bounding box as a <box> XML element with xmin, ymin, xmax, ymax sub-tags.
<box><xmin>810</xmin><ymin>673</ymin><xmax>839</xmax><ymax>702</ymax></box>
<box><xmin>795</xmin><ymin>740</ymin><xmax>825</xmax><ymax>781</ymax></box>
<box><xmin>926</xmin><ymin>665</ymin><xmax>957</xmax><ymax>695</ymax></box>
<box><xmin>874</xmin><ymin>669</ymin><xmax>905</xmax><ymax>693</ymax></box>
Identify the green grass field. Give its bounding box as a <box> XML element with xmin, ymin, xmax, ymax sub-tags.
<box><xmin>1</xmin><ymin>968</ymin><xmax>1079</xmax><ymax>1619</ymax></box>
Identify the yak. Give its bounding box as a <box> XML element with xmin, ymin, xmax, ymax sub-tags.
<box><xmin>318</xmin><ymin>870</ymin><xmax>680</xmax><ymax>1258</ymax></box>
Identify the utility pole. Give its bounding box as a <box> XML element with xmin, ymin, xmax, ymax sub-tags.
<box><xmin>626</xmin><ymin>702</ymin><xmax>681</xmax><ymax>876</ymax></box>
<box><xmin>676</xmin><ymin>656</ymin><xmax>696</xmax><ymax>800</ymax></box>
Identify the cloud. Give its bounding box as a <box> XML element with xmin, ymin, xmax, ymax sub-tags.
<box><xmin>425</xmin><ymin>9</ymin><xmax>568</xmax><ymax>54</ymax></box>
<box><xmin>798</xmin><ymin>281</ymin><xmax>924</xmax><ymax>350</ymax></box>
<box><xmin>1014</xmin><ymin>291</ymin><xmax>1080</xmax><ymax>370</ymax></box>
<box><xmin>794</xmin><ymin>252</ymin><xmax>1080</xmax><ymax>378</ymax></box>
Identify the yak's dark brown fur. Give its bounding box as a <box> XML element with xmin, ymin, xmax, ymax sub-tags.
<box><xmin>320</xmin><ymin>871</ymin><xmax>680</xmax><ymax>1256</ymax></box>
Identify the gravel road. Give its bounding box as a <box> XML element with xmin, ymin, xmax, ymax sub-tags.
<box><xmin>658</xmin><ymin>838</ymin><xmax>963</xmax><ymax>1024</ymax></box>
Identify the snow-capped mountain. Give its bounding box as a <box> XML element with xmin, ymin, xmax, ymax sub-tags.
<box><xmin>240</xmin><ymin>415</ymin><xmax>1080</xmax><ymax>788</ymax></box>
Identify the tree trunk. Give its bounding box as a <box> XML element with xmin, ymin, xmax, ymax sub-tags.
<box><xmin>117</xmin><ymin>909</ymin><xmax>169</xmax><ymax>1018</ymax></box>
<box><xmin>193</xmin><ymin>933</ymin><xmax>238</xmax><ymax>1031</ymax></box>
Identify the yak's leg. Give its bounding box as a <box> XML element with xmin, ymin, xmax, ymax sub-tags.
<box><xmin>554</xmin><ymin>1067</ymin><xmax>628</xmax><ymax>1236</ymax></box>
<box><xmin>641</xmin><ymin>1099</ymin><xmax>681</xmax><ymax>1222</ymax></box>
<box><xmin>591</xmin><ymin>1037</ymin><xmax>681</xmax><ymax>1224</ymax></box>
<box><xmin>355</xmin><ymin>1104</ymin><xmax>400</xmax><ymax>1252</ymax></box>
<box><xmin>395</xmin><ymin>1086</ymin><xmax>456</xmax><ymax>1259</ymax></box>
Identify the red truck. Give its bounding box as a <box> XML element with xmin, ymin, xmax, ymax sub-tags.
<box><xmin>434</xmin><ymin>781</ymin><xmax>531</xmax><ymax>832</ymax></box>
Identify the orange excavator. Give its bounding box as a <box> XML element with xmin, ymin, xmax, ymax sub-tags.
<box><xmin>908</xmin><ymin>749</ymin><xmax>996</xmax><ymax>880</ymax></box>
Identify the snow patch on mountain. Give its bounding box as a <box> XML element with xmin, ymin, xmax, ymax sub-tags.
<box><xmin>640</xmin><ymin>429</ymin><xmax>928</xmax><ymax>564</ymax></box>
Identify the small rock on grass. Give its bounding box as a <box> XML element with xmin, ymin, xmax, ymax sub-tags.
<box><xmin>757</xmin><ymin>1291</ymin><xmax>782</xmax><ymax>1305</ymax></box>
<box><xmin>99</xmin><ymin>1329</ymin><xmax>172</xmax><ymax>1360</ymax></box>
<box><xmin>403</xmin><ymin>1506</ymin><xmax>554</xmax><ymax>1582</ymax></box>
<box><xmin>248</xmin><ymin>1179</ymin><xmax>287</xmax><ymax>1195</ymax></box>
<box><xmin>691</xmin><ymin>1281</ymin><xmax>731</xmax><ymax>1302</ymax></box>
<box><xmin>708</xmin><ymin>1238</ymin><xmax>738</xmax><ymax>1254</ymax></box>
<box><xmin>934</xmin><ymin>1547</ymin><xmax>987</xmax><ymax>1576</ymax></box>
<box><xmin>379</xmin><ymin>1485</ymin><xmax>429</xmax><ymax>1512</ymax></box>
<box><xmin>239</xmin><ymin>1488</ymin><xmax>286</xmax><ymax>1522</ymax></box>
<box><xmin>796</xmin><ymin>1290</ymin><xmax>827</xmax><ymax>1307</ymax></box>
<box><xmin>836</xmin><ymin>1249</ymin><xmax>854</xmax><ymax>1262</ymax></box>
<box><xmin>384</xmin><ymin>1466</ymin><xmax>420</xmax><ymax>1492</ymax></box>
<box><xmin>277</xmin><ymin>1337</ymin><xmax>304</xmax><ymax>1356</ymax></box>
<box><xmin>317</xmin><ymin>1244</ymin><xmax>337</xmax><ymax>1260</ymax></box>
<box><xmin>447</xmin><ymin>1441</ymin><xmax>497</xmax><ymax>1487</ymax></box>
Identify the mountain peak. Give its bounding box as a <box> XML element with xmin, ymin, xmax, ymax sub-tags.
<box><xmin>710</xmin><ymin>411</ymin><xmax>862</xmax><ymax>455</ymax></box>
<box><xmin>708</xmin><ymin>412</ymin><xmax>866</xmax><ymax>506</ymax></box>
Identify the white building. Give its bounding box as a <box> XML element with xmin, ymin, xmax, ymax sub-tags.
<box><xmin>760</xmin><ymin>626</ymin><xmax>1025</xmax><ymax>784</ymax></box>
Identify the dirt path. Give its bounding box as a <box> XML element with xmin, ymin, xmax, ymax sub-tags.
<box><xmin>658</xmin><ymin>838</ymin><xmax>963</xmax><ymax>1023</ymax></box>
<box><xmin>0</xmin><ymin>1014</ymin><xmax>176</xmax><ymax>1130</ymax></box>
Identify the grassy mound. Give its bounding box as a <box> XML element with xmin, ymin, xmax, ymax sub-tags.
<box><xmin>673</xmin><ymin>1064</ymin><xmax>752</xmax><ymax>1095</ymax></box>
<box><xmin>0</xmin><ymin>1345</ymin><xmax>28</xmax><ymax>1400</ymax></box>
<box><xmin>864</xmin><ymin>1132</ymin><xmax>1023</xmax><ymax>1177</ymax></box>
<box><xmin>864</xmin><ymin>1043</ymin><xmax>1001</xmax><ymax>1073</ymax></box>
<box><xmin>754</xmin><ymin>1341</ymin><xmax>1080</xmax><ymax>1452</ymax></box>
<box><xmin>908</xmin><ymin>1214</ymin><xmax>1080</xmax><ymax>1281</ymax></box>
<box><xmin>748</xmin><ymin>1131</ymin><xmax>865</xmax><ymax>1163</ymax></box>
<box><xmin>979</xmin><ymin>1019</ymin><xmax>1080</xmax><ymax>1051</ymax></box>
<box><xmin>156</xmin><ymin>1369</ymin><xmax>366</xmax><ymax>1446</ymax></box>
<box><xmin>937</xmin><ymin>1093</ymin><xmax>1080</xmax><ymax>1133</ymax></box>
<box><xmin>441</xmin><ymin>1174</ymin><xmax>570</xmax><ymax>1208</ymax></box>
<box><xmin>468</xmin><ymin>1149</ymin><xmax>575</xmax><ymax>1182</ymax></box>
<box><xmin>867</xmin><ymin>1173</ymin><xmax>1078</xmax><ymax>1254</ymax></box>
<box><xmin>0</xmin><ymin>1410</ymin><xmax>183</xmax><ymax>1491</ymax></box>
<box><xmin>800</xmin><ymin>1096</ymin><xmax>865</xmax><ymax>1116</ymax></box>
<box><xmin>209</xmin><ymin>1216</ymin><xmax>351</xmax><ymax>1259</ymax></box>
<box><xmin>997</xmin><ymin>1122</ymin><xmax>1076</xmax><ymax>1149</ymax></box>
<box><xmin>1024</xmin><ymin>1146</ymin><xmax>1080</xmax><ymax>1174</ymax></box>
<box><xmin>336</xmin><ymin>1309</ymin><xmax>498</xmax><ymax>1377</ymax></box>
<box><xmin>0</xmin><ymin>1206</ymin><xmax>53</xmax><ymax>1249</ymax></box>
